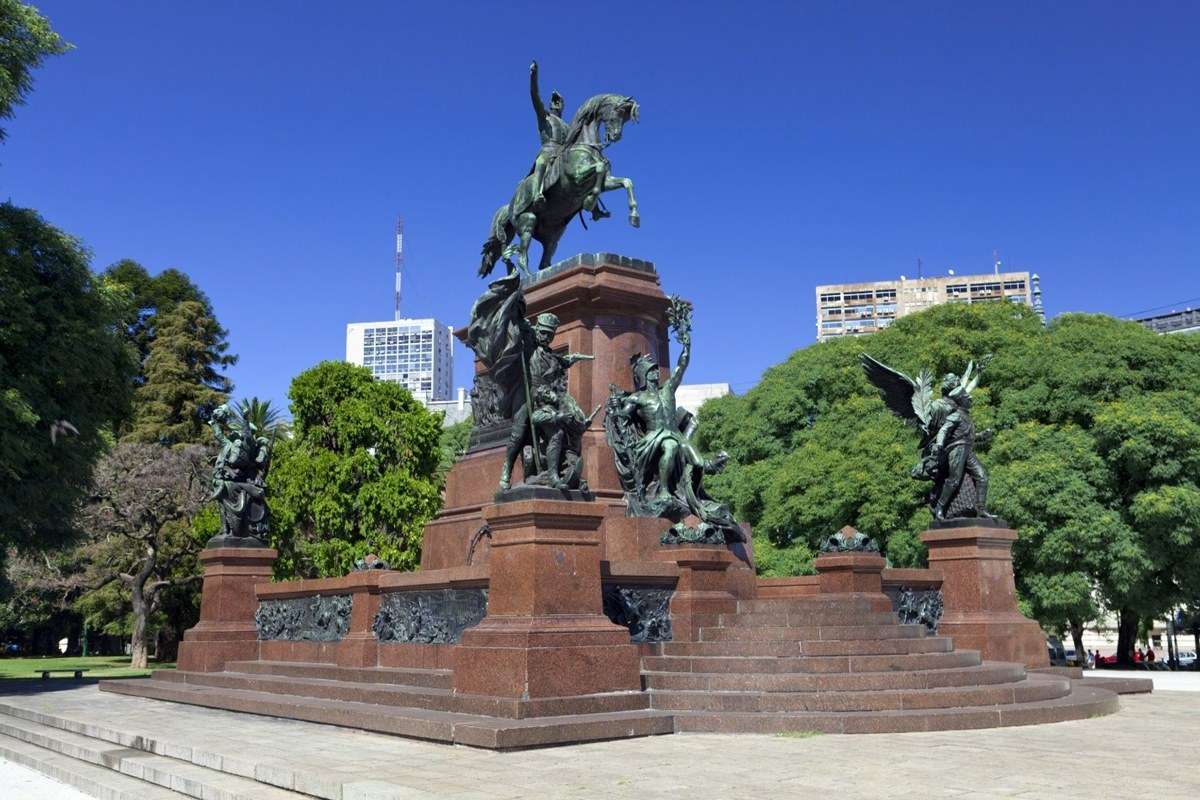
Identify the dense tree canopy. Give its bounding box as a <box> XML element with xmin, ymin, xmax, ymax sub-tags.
<box><xmin>269</xmin><ymin>361</ymin><xmax>445</xmax><ymax>578</ymax></box>
<box><xmin>698</xmin><ymin>302</ymin><xmax>1200</xmax><ymax>658</ymax></box>
<box><xmin>0</xmin><ymin>0</ymin><xmax>68</xmax><ymax>142</ymax></box>
<box><xmin>100</xmin><ymin>259</ymin><xmax>235</xmax><ymax>388</ymax></box>
<box><xmin>0</xmin><ymin>204</ymin><xmax>135</xmax><ymax>554</ymax></box>
<box><xmin>128</xmin><ymin>300</ymin><xmax>231</xmax><ymax>444</ymax></box>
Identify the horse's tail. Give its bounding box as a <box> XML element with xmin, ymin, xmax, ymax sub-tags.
<box><xmin>479</xmin><ymin>204</ymin><xmax>512</xmax><ymax>277</ymax></box>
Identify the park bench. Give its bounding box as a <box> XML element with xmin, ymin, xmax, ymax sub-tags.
<box><xmin>39</xmin><ymin>668</ymin><xmax>89</xmax><ymax>680</ymax></box>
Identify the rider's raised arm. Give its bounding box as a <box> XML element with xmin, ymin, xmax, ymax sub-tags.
<box><xmin>530</xmin><ymin>61</ymin><xmax>547</xmax><ymax>126</ymax></box>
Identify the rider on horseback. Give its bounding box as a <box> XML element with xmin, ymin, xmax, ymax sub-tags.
<box><xmin>529</xmin><ymin>61</ymin><xmax>610</xmax><ymax>221</ymax></box>
<box><xmin>529</xmin><ymin>61</ymin><xmax>569</xmax><ymax>210</ymax></box>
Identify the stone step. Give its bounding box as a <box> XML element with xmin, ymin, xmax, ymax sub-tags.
<box><xmin>736</xmin><ymin>596</ymin><xmax>894</xmax><ymax>614</ymax></box>
<box><xmin>670</xmin><ymin>680</ymin><xmax>1120</xmax><ymax>734</ymax></box>
<box><xmin>223</xmin><ymin>659</ymin><xmax>453</xmax><ymax>689</ymax></box>
<box><xmin>643</xmin><ymin>642</ymin><xmax>960</xmax><ymax>671</ymax></box>
<box><xmin>699</xmin><ymin>623</ymin><xmax>927</xmax><ymax>642</ymax></box>
<box><xmin>152</xmin><ymin>669</ymin><xmax>648</xmax><ymax>719</ymax></box>
<box><xmin>0</xmin><ymin>715</ymin><xmax>305</xmax><ymax>799</ymax></box>
<box><xmin>648</xmin><ymin>676</ymin><xmax>1069</xmax><ymax>713</ymax></box>
<box><xmin>0</xmin><ymin>734</ymin><xmax>191</xmax><ymax>800</ymax></box>
<box><xmin>651</xmin><ymin>649</ymin><xmax>981</xmax><ymax>675</ymax></box>
<box><xmin>100</xmin><ymin>679</ymin><xmax>674</xmax><ymax>749</ymax></box>
<box><xmin>643</xmin><ymin>657</ymin><xmax>998</xmax><ymax>695</ymax></box>
<box><xmin>652</xmin><ymin>636</ymin><xmax>952</xmax><ymax>660</ymax></box>
<box><xmin>717</xmin><ymin>611</ymin><xmax>900</xmax><ymax>628</ymax></box>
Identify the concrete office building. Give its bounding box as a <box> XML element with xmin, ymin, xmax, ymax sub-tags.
<box><xmin>1135</xmin><ymin>308</ymin><xmax>1200</xmax><ymax>335</ymax></box>
<box><xmin>345</xmin><ymin>318</ymin><xmax>454</xmax><ymax>403</ymax></box>
<box><xmin>815</xmin><ymin>270</ymin><xmax>1043</xmax><ymax>342</ymax></box>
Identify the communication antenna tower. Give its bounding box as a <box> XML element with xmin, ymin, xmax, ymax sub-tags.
<box><xmin>394</xmin><ymin>216</ymin><xmax>404</xmax><ymax>321</ymax></box>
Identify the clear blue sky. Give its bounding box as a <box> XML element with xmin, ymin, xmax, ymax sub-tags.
<box><xmin>5</xmin><ymin>1</ymin><xmax>1198</xmax><ymax>408</ymax></box>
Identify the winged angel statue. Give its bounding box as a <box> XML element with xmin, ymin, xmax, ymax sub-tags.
<box><xmin>860</xmin><ymin>354</ymin><xmax>995</xmax><ymax>521</ymax></box>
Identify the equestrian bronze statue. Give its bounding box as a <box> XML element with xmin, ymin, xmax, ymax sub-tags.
<box><xmin>479</xmin><ymin>61</ymin><xmax>640</xmax><ymax>277</ymax></box>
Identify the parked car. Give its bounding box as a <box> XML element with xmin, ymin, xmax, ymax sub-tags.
<box><xmin>1063</xmin><ymin>649</ymin><xmax>1094</xmax><ymax>668</ymax></box>
<box><xmin>1179</xmin><ymin>650</ymin><xmax>1196</xmax><ymax>667</ymax></box>
<box><xmin>1047</xmin><ymin>637</ymin><xmax>1068</xmax><ymax>667</ymax></box>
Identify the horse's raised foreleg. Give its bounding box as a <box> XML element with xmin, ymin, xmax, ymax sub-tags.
<box><xmin>603</xmin><ymin>174</ymin><xmax>639</xmax><ymax>228</ymax></box>
<box><xmin>581</xmin><ymin>163</ymin><xmax>610</xmax><ymax>220</ymax></box>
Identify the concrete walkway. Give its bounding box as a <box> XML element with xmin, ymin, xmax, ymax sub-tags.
<box><xmin>1087</xmin><ymin>668</ymin><xmax>1200</xmax><ymax>692</ymax></box>
<box><xmin>1</xmin><ymin>756</ymin><xmax>94</xmax><ymax>799</ymax></box>
<box><xmin>1</xmin><ymin>684</ymin><xmax>1197</xmax><ymax>799</ymax></box>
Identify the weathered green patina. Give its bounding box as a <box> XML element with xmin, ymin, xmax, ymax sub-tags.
<box><xmin>861</xmin><ymin>354</ymin><xmax>996</xmax><ymax>522</ymax></box>
<box><xmin>207</xmin><ymin>403</ymin><xmax>274</xmax><ymax>546</ymax></box>
<box><xmin>466</xmin><ymin>273</ymin><xmax>597</xmax><ymax>493</ymax></box>
<box><xmin>478</xmin><ymin>61</ymin><xmax>640</xmax><ymax>277</ymax></box>
<box><xmin>606</xmin><ymin>297</ymin><xmax>742</xmax><ymax>545</ymax></box>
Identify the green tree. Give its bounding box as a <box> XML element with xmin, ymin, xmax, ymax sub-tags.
<box><xmin>0</xmin><ymin>0</ymin><xmax>69</xmax><ymax>142</ymax></box>
<box><xmin>74</xmin><ymin>442</ymin><xmax>210</xmax><ymax>668</ymax></box>
<box><xmin>237</xmin><ymin>396</ymin><xmax>288</xmax><ymax>439</ymax></box>
<box><xmin>987</xmin><ymin>422</ymin><xmax>1142</xmax><ymax>661</ymax></box>
<box><xmin>270</xmin><ymin>361</ymin><xmax>445</xmax><ymax>577</ymax></box>
<box><xmin>100</xmin><ymin>259</ymin><xmax>235</xmax><ymax>387</ymax></box>
<box><xmin>438</xmin><ymin>418</ymin><xmax>472</xmax><ymax>478</ymax></box>
<box><xmin>128</xmin><ymin>300</ymin><xmax>231</xmax><ymax>444</ymax></box>
<box><xmin>0</xmin><ymin>205</ymin><xmax>135</xmax><ymax>554</ymax></box>
<box><xmin>698</xmin><ymin>303</ymin><xmax>1200</xmax><ymax>664</ymax></box>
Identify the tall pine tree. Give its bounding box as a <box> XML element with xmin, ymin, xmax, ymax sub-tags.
<box><xmin>129</xmin><ymin>300</ymin><xmax>231</xmax><ymax>444</ymax></box>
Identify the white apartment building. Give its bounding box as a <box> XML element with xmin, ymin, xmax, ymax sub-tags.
<box><xmin>345</xmin><ymin>318</ymin><xmax>454</xmax><ymax>403</ymax></box>
<box><xmin>815</xmin><ymin>270</ymin><xmax>1044</xmax><ymax>343</ymax></box>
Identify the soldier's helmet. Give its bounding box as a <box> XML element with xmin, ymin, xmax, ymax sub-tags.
<box><xmin>533</xmin><ymin>312</ymin><xmax>559</xmax><ymax>333</ymax></box>
<box><xmin>550</xmin><ymin>91</ymin><xmax>564</xmax><ymax>109</ymax></box>
<box><xmin>630</xmin><ymin>353</ymin><xmax>658</xmax><ymax>390</ymax></box>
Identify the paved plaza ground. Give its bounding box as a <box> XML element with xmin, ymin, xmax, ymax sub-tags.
<box><xmin>1</xmin><ymin>681</ymin><xmax>1198</xmax><ymax>799</ymax></box>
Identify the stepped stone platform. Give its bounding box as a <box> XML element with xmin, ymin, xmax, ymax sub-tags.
<box><xmin>87</xmin><ymin>255</ymin><xmax>1126</xmax><ymax>755</ymax></box>
<box><xmin>100</xmin><ymin>591</ymin><xmax>1118</xmax><ymax>746</ymax></box>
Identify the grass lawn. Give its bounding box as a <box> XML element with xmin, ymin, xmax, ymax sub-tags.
<box><xmin>0</xmin><ymin>655</ymin><xmax>175</xmax><ymax>680</ymax></box>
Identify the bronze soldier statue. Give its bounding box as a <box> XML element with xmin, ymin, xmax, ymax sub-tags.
<box><xmin>499</xmin><ymin>311</ymin><xmax>596</xmax><ymax>491</ymax></box>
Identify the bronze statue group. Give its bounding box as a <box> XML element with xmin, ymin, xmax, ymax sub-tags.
<box><xmin>210</xmin><ymin>61</ymin><xmax>995</xmax><ymax>553</ymax></box>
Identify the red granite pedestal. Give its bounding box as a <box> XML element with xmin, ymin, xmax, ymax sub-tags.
<box><xmin>422</xmin><ymin>254</ymin><xmax>673</xmax><ymax>572</ymax></box>
<box><xmin>177</xmin><ymin>547</ymin><xmax>277</xmax><ymax>673</ymax></box>
<box><xmin>814</xmin><ymin>551</ymin><xmax>887</xmax><ymax>597</ymax></box>
<box><xmin>921</xmin><ymin>525</ymin><xmax>1049</xmax><ymax>669</ymax></box>
<box><xmin>656</xmin><ymin>546</ymin><xmax>739</xmax><ymax>642</ymax></box>
<box><xmin>452</xmin><ymin>498</ymin><xmax>642</xmax><ymax>700</ymax></box>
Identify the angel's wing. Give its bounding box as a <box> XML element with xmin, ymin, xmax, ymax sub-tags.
<box><xmin>860</xmin><ymin>354</ymin><xmax>922</xmax><ymax>426</ymax></box>
<box><xmin>911</xmin><ymin>369</ymin><xmax>934</xmax><ymax>427</ymax></box>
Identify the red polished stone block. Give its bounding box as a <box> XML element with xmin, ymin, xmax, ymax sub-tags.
<box><xmin>814</xmin><ymin>552</ymin><xmax>887</xmax><ymax>596</ymax></box>
<box><xmin>178</xmin><ymin>547</ymin><xmax>277</xmax><ymax>672</ymax></box>
<box><xmin>921</xmin><ymin>525</ymin><xmax>1050</xmax><ymax>669</ymax></box>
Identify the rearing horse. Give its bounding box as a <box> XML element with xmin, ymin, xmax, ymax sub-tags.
<box><xmin>480</xmin><ymin>93</ymin><xmax>641</xmax><ymax>277</ymax></box>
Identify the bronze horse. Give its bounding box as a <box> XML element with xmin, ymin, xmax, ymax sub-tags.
<box><xmin>480</xmin><ymin>93</ymin><xmax>640</xmax><ymax>277</ymax></box>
